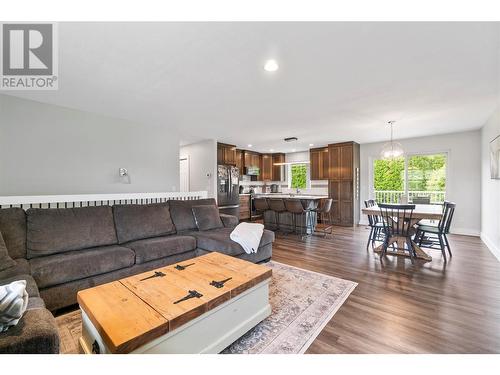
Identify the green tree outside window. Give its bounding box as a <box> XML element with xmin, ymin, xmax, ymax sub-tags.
<box><xmin>290</xmin><ymin>164</ymin><xmax>307</xmax><ymax>189</ymax></box>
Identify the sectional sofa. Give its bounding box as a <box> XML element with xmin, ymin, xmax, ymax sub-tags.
<box><xmin>0</xmin><ymin>198</ymin><xmax>274</xmax><ymax>353</ymax></box>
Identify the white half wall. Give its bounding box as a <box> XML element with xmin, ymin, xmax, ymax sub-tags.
<box><xmin>179</xmin><ymin>140</ymin><xmax>217</xmax><ymax>198</ymax></box>
<box><xmin>481</xmin><ymin>106</ymin><xmax>500</xmax><ymax>261</ymax></box>
<box><xmin>0</xmin><ymin>94</ymin><xmax>180</xmax><ymax>196</ymax></box>
<box><xmin>360</xmin><ymin>130</ymin><xmax>482</xmax><ymax>236</ymax></box>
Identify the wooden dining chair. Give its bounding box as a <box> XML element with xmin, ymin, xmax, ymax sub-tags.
<box><xmin>415</xmin><ymin>201</ymin><xmax>456</xmax><ymax>260</ymax></box>
<box><xmin>378</xmin><ymin>204</ymin><xmax>417</xmax><ymax>263</ymax></box>
<box><xmin>364</xmin><ymin>199</ymin><xmax>384</xmax><ymax>249</ymax></box>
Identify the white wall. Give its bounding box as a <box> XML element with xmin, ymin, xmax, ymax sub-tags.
<box><xmin>480</xmin><ymin>106</ymin><xmax>500</xmax><ymax>260</ymax></box>
<box><xmin>179</xmin><ymin>140</ymin><xmax>217</xmax><ymax>198</ymax></box>
<box><xmin>360</xmin><ymin>130</ymin><xmax>482</xmax><ymax>235</ymax></box>
<box><xmin>0</xmin><ymin>94</ymin><xmax>180</xmax><ymax>196</ymax></box>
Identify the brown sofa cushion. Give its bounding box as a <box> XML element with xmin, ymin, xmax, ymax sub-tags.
<box><xmin>192</xmin><ymin>205</ymin><xmax>223</xmax><ymax>231</ymax></box>
<box><xmin>187</xmin><ymin>227</ymin><xmax>275</xmax><ymax>256</ymax></box>
<box><xmin>113</xmin><ymin>203</ymin><xmax>176</xmax><ymax>244</ymax></box>
<box><xmin>168</xmin><ymin>198</ymin><xmax>217</xmax><ymax>232</ymax></box>
<box><xmin>29</xmin><ymin>245</ymin><xmax>135</xmax><ymax>289</ymax></box>
<box><xmin>0</xmin><ymin>208</ymin><xmax>27</xmax><ymax>259</ymax></box>
<box><xmin>219</xmin><ymin>214</ymin><xmax>239</xmax><ymax>228</ymax></box>
<box><xmin>26</xmin><ymin>206</ymin><xmax>118</xmax><ymax>258</ymax></box>
<box><xmin>125</xmin><ymin>235</ymin><xmax>196</xmax><ymax>264</ymax></box>
<box><xmin>27</xmin><ymin>297</ymin><xmax>46</xmax><ymax>311</ymax></box>
<box><xmin>0</xmin><ymin>231</ymin><xmax>16</xmax><ymax>271</ymax></box>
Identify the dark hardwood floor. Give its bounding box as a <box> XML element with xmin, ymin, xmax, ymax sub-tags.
<box><xmin>271</xmin><ymin>225</ymin><xmax>500</xmax><ymax>353</ymax></box>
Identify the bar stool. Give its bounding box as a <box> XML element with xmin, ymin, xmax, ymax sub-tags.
<box><xmin>253</xmin><ymin>197</ymin><xmax>269</xmax><ymax>225</ymax></box>
<box><xmin>284</xmin><ymin>199</ymin><xmax>313</xmax><ymax>240</ymax></box>
<box><xmin>267</xmin><ymin>198</ymin><xmax>288</xmax><ymax>233</ymax></box>
<box><xmin>312</xmin><ymin>198</ymin><xmax>333</xmax><ymax>238</ymax></box>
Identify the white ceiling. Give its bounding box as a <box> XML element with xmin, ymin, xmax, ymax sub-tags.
<box><xmin>8</xmin><ymin>22</ymin><xmax>500</xmax><ymax>153</ymax></box>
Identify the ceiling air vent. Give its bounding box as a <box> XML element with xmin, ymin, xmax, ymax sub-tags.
<box><xmin>284</xmin><ymin>137</ymin><xmax>298</xmax><ymax>142</ymax></box>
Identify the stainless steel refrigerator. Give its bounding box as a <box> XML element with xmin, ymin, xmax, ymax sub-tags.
<box><xmin>217</xmin><ymin>165</ymin><xmax>240</xmax><ymax>218</ymax></box>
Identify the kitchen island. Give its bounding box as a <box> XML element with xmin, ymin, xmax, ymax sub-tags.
<box><xmin>252</xmin><ymin>194</ymin><xmax>328</xmax><ymax>234</ymax></box>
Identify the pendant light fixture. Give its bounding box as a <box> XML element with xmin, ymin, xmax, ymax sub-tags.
<box><xmin>380</xmin><ymin>120</ymin><xmax>404</xmax><ymax>159</ymax></box>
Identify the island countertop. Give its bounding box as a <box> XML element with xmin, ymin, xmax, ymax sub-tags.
<box><xmin>252</xmin><ymin>193</ymin><xmax>328</xmax><ymax>200</ymax></box>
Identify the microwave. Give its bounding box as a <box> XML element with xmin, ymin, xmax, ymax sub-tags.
<box><xmin>245</xmin><ymin>166</ymin><xmax>260</xmax><ymax>176</ymax></box>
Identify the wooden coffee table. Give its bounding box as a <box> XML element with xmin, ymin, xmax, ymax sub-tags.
<box><xmin>77</xmin><ymin>252</ymin><xmax>272</xmax><ymax>354</ymax></box>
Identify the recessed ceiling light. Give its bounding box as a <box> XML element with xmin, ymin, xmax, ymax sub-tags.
<box><xmin>247</xmin><ymin>144</ymin><xmax>252</xmax><ymax>148</ymax></box>
<box><xmin>264</xmin><ymin>59</ymin><xmax>279</xmax><ymax>72</ymax></box>
<box><xmin>309</xmin><ymin>143</ymin><xmax>314</xmax><ymax>147</ymax></box>
<box><xmin>292</xmin><ymin>149</ymin><xmax>296</xmax><ymax>152</ymax></box>
<box><xmin>270</xmin><ymin>149</ymin><xmax>274</xmax><ymax>152</ymax></box>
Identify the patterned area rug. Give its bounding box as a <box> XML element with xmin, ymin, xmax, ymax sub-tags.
<box><xmin>56</xmin><ymin>261</ymin><xmax>356</xmax><ymax>354</ymax></box>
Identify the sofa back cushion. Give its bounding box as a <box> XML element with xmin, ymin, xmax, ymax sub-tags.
<box><xmin>113</xmin><ymin>203</ymin><xmax>176</xmax><ymax>244</ymax></box>
<box><xmin>168</xmin><ymin>198</ymin><xmax>217</xmax><ymax>232</ymax></box>
<box><xmin>192</xmin><ymin>205</ymin><xmax>224</xmax><ymax>231</ymax></box>
<box><xmin>26</xmin><ymin>206</ymin><xmax>118</xmax><ymax>258</ymax></box>
<box><xmin>0</xmin><ymin>208</ymin><xmax>27</xmax><ymax>259</ymax></box>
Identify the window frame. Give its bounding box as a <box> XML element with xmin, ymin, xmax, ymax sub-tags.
<box><xmin>370</xmin><ymin>150</ymin><xmax>449</xmax><ymax>203</ymax></box>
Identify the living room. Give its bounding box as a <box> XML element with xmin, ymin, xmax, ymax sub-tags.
<box><xmin>1</xmin><ymin>1</ymin><xmax>500</xmax><ymax>374</ymax></box>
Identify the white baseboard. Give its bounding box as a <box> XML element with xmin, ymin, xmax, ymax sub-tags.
<box><xmin>449</xmin><ymin>228</ymin><xmax>480</xmax><ymax>237</ymax></box>
<box><xmin>358</xmin><ymin>218</ymin><xmax>369</xmax><ymax>226</ymax></box>
<box><xmin>480</xmin><ymin>232</ymin><xmax>500</xmax><ymax>262</ymax></box>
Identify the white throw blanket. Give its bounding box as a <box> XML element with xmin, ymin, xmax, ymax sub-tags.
<box><xmin>0</xmin><ymin>280</ymin><xmax>28</xmax><ymax>332</ymax></box>
<box><xmin>230</xmin><ymin>222</ymin><xmax>264</xmax><ymax>254</ymax></box>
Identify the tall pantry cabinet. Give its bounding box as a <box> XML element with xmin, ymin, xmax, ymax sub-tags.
<box><xmin>328</xmin><ymin>141</ymin><xmax>360</xmax><ymax>227</ymax></box>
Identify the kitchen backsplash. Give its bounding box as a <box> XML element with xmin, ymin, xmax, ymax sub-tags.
<box><xmin>239</xmin><ymin>179</ymin><xmax>328</xmax><ymax>195</ymax></box>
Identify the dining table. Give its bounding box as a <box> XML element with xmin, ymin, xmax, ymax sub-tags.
<box><xmin>361</xmin><ymin>204</ymin><xmax>443</xmax><ymax>261</ymax></box>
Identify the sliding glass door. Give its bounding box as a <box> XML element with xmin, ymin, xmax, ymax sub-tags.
<box><xmin>373</xmin><ymin>153</ymin><xmax>447</xmax><ymax>204</ymax></box>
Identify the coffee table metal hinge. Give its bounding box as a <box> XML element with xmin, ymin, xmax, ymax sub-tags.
<box><xmin>140</xmin><ymin>271</ymin><xmax>166</xmax><ymax>281</ymax></box>
<box><xmin>173</xmin><ymin>290</ymin><xmax>203</xmax><ymax>304</ymax></box>
<box><xmin>174</xmin><ymin>263</ymin><xmax>195</xmax><ymax>271</ymax></box>
<box><xmin>210</xmin><ymin>277</ymin><xmax>233</xmax><ymax>289</ymax></box>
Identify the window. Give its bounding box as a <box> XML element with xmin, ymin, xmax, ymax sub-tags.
<box><xmin>407</xmin><ymin>154</ymin><xmax>446</xmax><ymax>203</ymax></box>
<box><xmin>289</xmin><ymin>163</ymin><xmax>308</xmax><ymax>189</ymax></box>
<box><xmin>373</xmin><ymin>153</ymin><xmax>447</xmax><ymax>204</ymax></box>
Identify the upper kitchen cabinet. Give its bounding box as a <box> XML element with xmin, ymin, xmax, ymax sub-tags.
<box><xmin>243</xmin><ymin>151</ymin><xmax>261</xmax><ymax>169</ymax></box>
<box><xmin>242</xmin><ymin>150</ymin><xmax>262</xmax><ymax>180</ymax></box>
<box><xmin>310</xmin><ymin>147</ymin><xmax>329</xmax><ymax>180</ymax></box>
<box><xmin>261</xmin><ymin>154</ymin><xmax>273</xmax><ymax>181</ymax></box>
<box><xmin>272</xmin><ymin>153</ymin><xmax>285</xmax><ymax>181</ymax></box>
<box><xmin>217</xmin><ymin>142</ymin><xmax>237</xmax><ymax>165</ymax></box>
<box><xmin>235</xmin><ymin>149</ymin><xmax>243</xmax><ymax>172</ymax></box>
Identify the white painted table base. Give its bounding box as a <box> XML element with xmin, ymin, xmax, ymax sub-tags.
<box><xmin>79</xmin><ymin>280</ymin><xmax>271</xmax><ymax>354</ymax></box>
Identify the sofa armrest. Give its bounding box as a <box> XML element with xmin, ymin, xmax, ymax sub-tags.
<box><xmin>220</xmin><ymin>214</ymin><xmax>239</xmax><ymax>229</ymax></box>
<box><xmin>0</xmin><ymin>308</ymin><xmax>60</xmax><ymax>354</ymax></box>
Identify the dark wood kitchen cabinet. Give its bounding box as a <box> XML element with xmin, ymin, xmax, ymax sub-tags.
<box><xmin>261</xmin><ymin>154</ymin><xmax>273</xmax><ymax>181</ymax></box>
<box><xmin>242</xmin><ymin>150</ymin><xmax>262</xmax><ymax>180</ymax></box>
<box><xmin>272</xmin><ymin>153</ymin><xmax>285</xmax><ymax>181</ymax></box>
<box><xmin>217</xmin><ymin>143</ymin><xmax>237</xmax><ymax>165</ymax></box>
<box><xmin>243</xmin><ymin>151</ymin><xmax>261</xmax><ymax>169</ymax></box>
<box><xmin>310</xmin><ymin>147</ymin><xmax>329</xmax><ymax>180</ymax></box>
<box><xmin>328</xmin><ymin>141</ymin><xmax>360</xmax><ymax>226</ymax></box>
<box><xmin>235</xmin><ymin>149</ymin><xmax>243</xmax><ymax>172</ymax></box>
